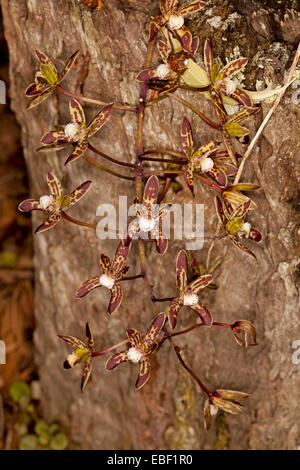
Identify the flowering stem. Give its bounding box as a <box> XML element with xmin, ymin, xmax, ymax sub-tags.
<box><xmin>57</xmin><ymin>85</ymin><xmax>136</xmax><ymax>112</ymax></box>
<box><xmin>92</xmin><ymin>339</ymin><xmax>129</xmax><ymax>357</ymax></box>
<box><xmin>194</xmin><ymin>174</ymin><xmax>223</xmax><ymax>193</ymax></box>
<box><xmin>141</xmin><ymin>156</ymin><xmax>187</xmax><ymax>165</ymax></box>
<box><xmin>213</xmin><ymin>322</ymin><xmax>232</xmax><ymax>329</ymax></box>
<box><xmin>167</xmin><ymin>93</ymin><xmax>221</xmax><ymax>130</ymax></box>
<box><xmin>119</xmin><ymin>274</ymin><xmax>144</xmax><ymax>281</ymax></box>
<box><xmin>61</xmin><ymin>211</ymin><xmax>96</xmax><ymax>229</ymax></box>
<box><xmin>174</xmin><ymin>345</ymin><xmax>212</xmax><ymax>396</ymax></box>
<box><xmin>142</xmin><ymin>149</ymin><xmax>187</xmax><ymax>160</ymax></box>
<box><xmin>88</xmin><ymin>143</ymin><xmax>135</xmax><ymax>169</ymax></box>
<box><xmin>158</xmin><ymin>177</ymin><xmax>172</xmax><ymax>203</ymax></box>
<box><xmin>152</xmin><ymin>296</ymin><xmax>175</xmax><ymax>302</ymax></box>
<box><xmin>82</xmin><ymin>154</ymin><xmax>135</xmax><ymax>181</ymax></box>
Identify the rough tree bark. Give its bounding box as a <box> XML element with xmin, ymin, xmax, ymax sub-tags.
<box><xmin>2</xmin><ymin>0</ymin><xmax>300</xmax><ymax>450</ymax></box>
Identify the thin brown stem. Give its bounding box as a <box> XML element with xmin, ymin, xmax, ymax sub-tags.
<box><xmin>167</xmin><ymin>93</ymin><xmax>221</xmax><ymax>130</ymax></box>
<box><xmin>82</xmin><ymin>154</ymin><xmax>134</xmax><ymax>181</ymax></box>
<box><xmin>61</xmin><ymin>211</ymin><xmax>96</xmax><ymax>229</ymax></box>
<box><xmin>158</xmin><ymin>177</ymin><xmax>172</xmax><ymax>203</ymax></box>
<box><xmin>174</xmin><ymin>345</ymin><xmax>212</xmax><ymax>396</ymax></box>
<box><xmin>119</xmin><ymin>274</ymin><xmax>144</xmax><ymax>281</ymax></box>
<box><xmin>152</xmin><ymin>296</ymin><xmax>175</xmax><ymax>302</ymax></box>
<box><xmin>92</xmin><ymin>339</ymin><xmax>129</xmax><ymax>357</ymax></box>
<box><xmin>57</xmin><ymin>85</ymin><xmax>136</xmax><ymax>112</ymax></box>
<box><xmin>88</xmin><ymin>143</ymin><xmax>135</xmax><ymax>169</ymax></box>
<box><xmin>142</xmin><ymin>149</ymin><xmax>187</xmax><ymax>160</ymax></box>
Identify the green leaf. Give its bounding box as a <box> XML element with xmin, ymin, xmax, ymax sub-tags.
<box><xmin>9</xmin><ymin>381</ymin><xmax>31</xmax><ymax>404</ymax></box>
<box><xmin>50</xmin><ymin>433</ymin><xmax>69</xmax><ymax>450</ymax></box>
<box><xmin>19</xmin><ymin>434</ymin><xmax>39</xmax><ymax>450</ymax></box>
<box><xmin>0</xmin><ymin>251</ymin><xmax>17</xmax><ymax>268</ymax></box>
<box><xmin>223</xmin><ymin>122</ymin><xmax>249</xmax><ymax>137</ymax></box>
<box><xmin>49</xmin><ymin>423</ymin><xmax>60</xmax><ymax>435</ymax></box>
<box><xmin>181</xmin><ymin>59</ymin><xmax>210</xmax><ymax>88</ymax></box>
<box><xmin>34</xmin><ymin>419</ymin><xmax>49</xmax><ymax>436</ymax></box>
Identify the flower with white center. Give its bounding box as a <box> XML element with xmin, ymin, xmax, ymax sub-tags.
<box><xmin>99</xmin><ymin>273</ymin><xmax>115</xmax><ymax>290</ymax></box>
<box><xmin>238</xmin><ymin>222</ymin><xmax>251</xmax><ymax>239</ymax></box>
<box><xmin>183</xmin><ymin>292</ymin><xmax>199</xmax><ymax>306</ymax></box>
<box><xmin>65</xmin><ymin>351</ymin><xmax>78</xmax><ymax>368</ymax></box>
<box><xmin>64</xmin><ymin>122</ymin><xmax>80</xmax><ymax>140</ymax></box>
<box><xmin>156</xmin><ymin>63</ymin><xmax>171</xmax><ymax>80</ymax></box>
<box><xmin>168</xmin><ymin>14</ymin><xmax>184</xmax><ymax>31</ymax></box>
<box><xmin>138</xmin><ymin>216</ymin><xmax>156</xmax><ymax>232</ymax></box>
<box><xmin>199</xmin><ymin>157</ymin><xmax>214</xmax><ymax>173</ymax></box>
<box><xmin>223</xmin><ymin>78</ymin><xmax>237</xmax><ymax>96</ymax></box>
<box><xmin>39</xmin><ymin>195</ymin><xmax>56</xmax><ymax>211</ymax></box>
<box><xmin>127</xmin><ymin>347</ymin><xmax>144</xmax><ymax>363</ymax></box>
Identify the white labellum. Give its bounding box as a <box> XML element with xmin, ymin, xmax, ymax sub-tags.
<box><xmin>127</xmin><ymin>347</ymin><xmax>143</xmax><ymax>363</ymax></box>
<box><xmin>200</xmin><ymin>157</ymin><xmax>214</xmax><ymax>173</ymax></box>
<box><xmin>168</xmin><ymin>14</ymin><xmax>184</xmax><ymax>31</ymax></box>
<box><xmin>99</xmin><ymin>274</ymin><xmax>115</xmax><ymax>290</ymax></box>
<box><xmin>183</xmin><ymin>292</ymin><xmax>199</xmax><ymax>306</ymax></box>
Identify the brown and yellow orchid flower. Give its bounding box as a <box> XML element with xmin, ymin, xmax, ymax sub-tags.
<box><xmin>18</xmin><ymin>172</ymin><xmax>92</xmax><ymax>234</ymax></box>
<box><xmin>168</xmin><ymin>249</ymin><xmax>213</xmax><ymax>329</ymax></box>
<box><xmin>76</xmin><ymin>240</ymin><xmax>131</xmax><ymax>315</ymax></box>
<box><xmin>58</xmin><ymin>323</ymin><xmax>94</xmax><ymax>392</ymax></box>
<box><xmin>222</xmin><ymin>183</ymin><xmax>261</xmax><ymax>213</ymax></box>
<box><xmin>128</xmin><ymin>175</ymin><xmax>171</xmax><ymax>255</ymax></box>
<box><xmin>203</xmin><ymin>389</ymin><xmax>250</xmax><ymax>430</ymax></box>
<box><xmin>38</xmin><ymin>98</ymin><xmax>113</xmax><ymax>165</ymax></box>
<box><xmin>180</xmin><ymin>117</ymin><xmax>237</xmax><ymax>194</ymax></box>
<box><xmin>231</xmin><ymin>320</ymin><xmax>257</xmax><ymax>349</ymax></box>
<box><xmin>149</xmin><ymin>0</ymin><xmax>206</xmax><ymax>52</ymax></box>
<box><xmin>137</xmin><ymin>35</ymin><xmax>199</xmax><ymax>95</ymax></box>
<box><xmin>215</xmin><ymin>196</ymin><xmax>262</xmax><ymax>260</ymax></box>
<box><xmin>106</xmin><ymin>313</ymin><xmax>166</xmax><ymax>390</ymax></box>
<box><xmin>25</xmin><ymin>50</ymin><xmax>79</xmax><ymax>109</ymax></box>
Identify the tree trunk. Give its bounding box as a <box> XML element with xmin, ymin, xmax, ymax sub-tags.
<box><xmin>2</xmin><ymin>0</ymin><xmax>300</xmax><ymax>450</ymax></box>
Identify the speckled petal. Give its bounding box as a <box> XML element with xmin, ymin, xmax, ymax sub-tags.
<box><xmin>47</xmin><ymin>172</ymin><xmax>63</xmax><ymax>199</ymax></box>
<box><xmin>35</xmin><ymin>212</ymin><xmax>61</xmax><ymax>234</ymax></box>
<box><xmin>62</xmin><ymin>180</ymin><xmax>92</xmax><ymax>210</ymax></box>
<box><xmin>105</xmin><ymin>351</ymin><xmax>128</xmax><ymax>370</ymax></box>
<box><xmin>111</xmin><ymin>240</ymin><xmax>131</xmax><ymax>274</ymax></box>
<box><xmin>127</xmin><ymin>328</ymin><xmax>142</xmax><ymax>348</ymax></box>
<box><xmin>81</xmin><ymin>360</ymin><xmax>92</xmax><ymax>392</ymax></box>
<box><xmin>108</xmin><ymin>283</ymin><xmax>123</xmax><ymax>315</ymax></box>
<box><xmin>168</xmin><ymin>297</ymin><xmax>184</xmax><ymax>329</ymax></box>
<box><xmin>99</xmin><ymin>254</ymin><xmax>111</xmax><ymax>273</ymax></box>
<box><xmin>189</xmin><ymin>274</ymin><xmax>213</xmax><ymax>293</ymax></box>
<box><xmin>76</xmin><ymin>276</ymin><xmax>101</xmax><ymax>298</ymax></box>
<box><xmin>191</xmin><ymin>303</ymin><xmax>212</xmax><ymax>325</ymax></box>
<box><xmin>18</xmin><ymin>199</ymin><xmax>42</xmax><ymax>212</ymax></box>
<box><xmin>87</xmin><ymin>103</ymin><xmax>113</xmax><ymax>137</ymax></box>
<box><xmin>135</xmin><ymin>358</ymin><xmax>151</xmax><ymax>390</ymax></box>
<box><xmin>65</xmin><ymin>140</ymin><xmax>88</xmax><ymax>165</ymax></box>
<box><xmin>143</xmin><ymin>312</ymin><xmax>166</xmax><ymax>349</ymax></box>
<box><xmin>176</xmin><ymin>249</ymin><xmax>188</xmax><ymax>292</ymax></box>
